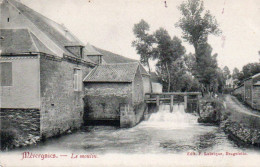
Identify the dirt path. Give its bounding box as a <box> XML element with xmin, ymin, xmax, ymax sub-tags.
<box><xmin>224</xmin><ymin>95</ymin><xmax>260</xmax><ymax>118</ymax></box>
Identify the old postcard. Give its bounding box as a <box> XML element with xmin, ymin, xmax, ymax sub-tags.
<box><xmin>0</xmin><ymin>0</ymin><xmax>259</xmax><ymax>166</ymax></box>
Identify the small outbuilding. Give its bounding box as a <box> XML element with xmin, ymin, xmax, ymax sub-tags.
<box><xmin>83</xmin><ymin>62</ymin><xmax>146</xmax><ymax>127</ymax></box>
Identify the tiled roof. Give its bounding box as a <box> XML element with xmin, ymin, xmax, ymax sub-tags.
<box><xmin>85</xmin><ymin>43</ymin><xmax>102</xmax><ymax>56</ymax></box>
<box><xmin>254</xmin><ymin>81</ymin><xmax>260</xmax><ymax>86</ymax></box>
<box><xmin>93</xmin><ymin>46</ymin><xmax>138</xmax><ymax>64</ymax></box>
<box><xmin>0</xmin><ymin>29</ymin><xmax>58</xmax><ymax>55</ymax></box>
<box><xmin>139</xmin><ymin>64</ymin><xmax>150</xmax><ymax>76</ymax></box>
<box><xmin>6</xmin><ymin>0</ymin><xmax>94</xmax><ymax>63</ymax></box>
<box><xmin>30</xmin><ymin>32</ymin><xmax>56</xmax><ymax>55</ymax></box>
<box><xmin>252</xmin><ymin>73</ymin><xmax>260</xmax><ymax>79</ymax></box>
<box><xmin>0</xmin><ymin>29</ymin><xmax>35</xmax><ymax>54</ymax></box>
<box><xmin>83</xmin><ymin>62</ymin><xmax>139</xmax><ymax>82</ymax></box>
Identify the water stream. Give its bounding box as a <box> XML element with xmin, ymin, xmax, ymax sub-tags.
<box><xmin>30</xmin><ymin>104</ymin><xmax>259</xmax><ymax>155</ymax></box>
<box><xmin>3</xmin><ymin>104</ymin><xmax>260</xmax><ymax>166</ymax></box>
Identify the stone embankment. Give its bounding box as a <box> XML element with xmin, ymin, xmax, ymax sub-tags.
<box><xmin>198</xmin><ymin>95</ymin><xmax>260</xmax><ymax>147</ymax></box>
<box><xmin>0</xmin><ymin>109</ymin><xmax>41</xmax><ymax>150</ymax></box>
<box><xmin>221</xmin><ymin>120</ymin><xmax>260</xmax><ymax>146</ymax></box>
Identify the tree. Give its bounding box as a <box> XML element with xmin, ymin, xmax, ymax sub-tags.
<box><xmin>132</xmin><ymin>19</ymin><xmax>155</xmax><ymax>92</ymax></box>
<box><xmin>176</xmin><ymin>0</ymin><xmax>221</xmax><ymax>95</ymax></box>
<box><xmin>193</xmin><ymin>44</ymin><xmax>219</xmax><ymax>94</ymax></box>
<box><xmin>153</xmin><ymin>28</ymin><xmax>186</xmax><ymax>92</ymax></box>
<box><xmin>176</xmin><ymin>0</ymin><xmax>221</xmax><ymax>55</ymax></box>
<box><xmin>242</xmin><ymin>63</ymin><xmax>260</xmax><ymax>79</ymax></box>
<box><xmin>232</xmin><ymin>67</ymin><xmax>239</xmax><ymax>80</ymax></box>
<box><xmin>223</xmin><ymin>66</ymin><xmax>231</xmax><ymax>80</ymax></box>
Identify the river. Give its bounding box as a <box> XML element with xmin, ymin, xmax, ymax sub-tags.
<box><xmin>2</xmin><ymin>104</ymin><xmax>260</xmax><ymax>167</ymax></box>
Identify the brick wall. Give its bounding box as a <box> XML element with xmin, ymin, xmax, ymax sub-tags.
<box><xmin>40</xmin><ymin>55</ymin><xmax>92</xmax><ymax>138</ymax></box>
<box><xmin>84</xmin><ymin>83</ymin><xmax>132</xmax><ymax>121</ymax></box>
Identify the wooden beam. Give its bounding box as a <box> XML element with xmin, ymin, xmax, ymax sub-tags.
<box><xmin>145</xmin><ymin>92</ymin><xmax>201</xmax><ymax>96</ymax></box>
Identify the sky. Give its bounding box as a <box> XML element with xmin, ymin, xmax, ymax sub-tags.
<box><xmin>20</xmin><ymin>0</ymin><xmax>260</xmax><ymax>71</ymax></box>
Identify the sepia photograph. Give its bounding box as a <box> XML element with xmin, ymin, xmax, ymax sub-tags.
<box><xmin>0</xmin><ymin>0</ymin><xmax>260</xmax><ymax>166</ymax></box>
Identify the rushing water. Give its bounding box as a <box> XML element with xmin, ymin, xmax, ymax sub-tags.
<box><xmin>29</xmin><ymin>104</ymin><xmax>259</xmax><ymax>154</ymax></box>
<box><xmin>2</xmin><ymin>104</ymin><xmax>260</xmax><ymax>167</ymax></box>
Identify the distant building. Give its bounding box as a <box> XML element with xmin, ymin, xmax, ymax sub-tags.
<box><xmin>225</xmin><ymin>77</ymin><xmax>235</xmax><ymax>88</ymax></box>
<box><xmin>233</xmin><ymin>73</ymin><xmax>260</xmax><ymax>110</ymax></box>
<box><xmin>150</xmin><ymin>72</ymin><xmax>162</xmax><ymax>93</ymax></box>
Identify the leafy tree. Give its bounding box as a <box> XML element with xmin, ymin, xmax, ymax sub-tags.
<box><xmin>194</xmin><ymin>44</ymin><xmax>218</xmax><ymax>94</ymax></box>
<box><xmin>132</xmin><ymin>19</ymin><xmax>155</xmax><ymax>92</ymax></box>
<box><xmin>176</xmin><ymin>0</ymin><xmax>221</xmax><ymax>95</ymax></box>
<box><xmin>232</xmin><ymin>67</ymin><xmax>239</xmax><ymax>80</ymax></box>
<box><xmin>153</xmin><ymin>28</ymin><xmax>185</xmax><ymax>92</ymax></box>
<box><xmin>176</xmin><ymin>0</ymin><xmax>221</xmax><ymax>55</ymax></box>
<box><xmin>183</xmin><ymin>53</ymin><xmax>196</xmax><ymax>73</ymax></box>
<box><xmin>235</xmin><ymin>63</ymin><xmax>260</xmax><ymax>84</ymax></box>
<box><xmin>242</xmin><ymin>63</ymin><xmax>260</xmax><ymax>79</ymax></box>
<box><xmin>223</xmin><ymin>66</ymin><xmax>231</xmax><ymax>80</ymax></box>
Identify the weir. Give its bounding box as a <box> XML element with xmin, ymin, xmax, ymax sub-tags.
<box><xmin>142</xmin><ymin>104</ymin><xmax>198</xmax><ymax>129</ymax></box>
<box><xmin>145</xmin><ymin>92</ymin><xmax>201</xmax><ymax>113</ymax></box>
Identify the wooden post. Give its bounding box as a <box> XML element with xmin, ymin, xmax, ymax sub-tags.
<box><xmin>170</xmin><ymin>95</ymin><xmax>174</xmax><ymax>112</ymax></box>
<box><xmin>184</xmin><ymin>95</ymin><xmax>187</xmax><ymax>111</ymax></box>
<box><xmin>197</xmin><ymin>95</ymin><xmax>201</xmax><ymax>115</ymax></box>
<box><xmin>156</xmin><ymin>95</ymin><xmax>160</xmax><ymax>110</ymax></box>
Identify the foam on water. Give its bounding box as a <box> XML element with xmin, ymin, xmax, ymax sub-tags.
<box><xmin>140</xmin><ymin>104</ymin><xmax>198</xmax><ymax>129</ymax></box>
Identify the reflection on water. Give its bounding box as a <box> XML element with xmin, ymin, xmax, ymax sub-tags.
<box><xmin>30</xmin><ymin>104</ymin><xmax>259</xmax><ymax>155</ymax></box>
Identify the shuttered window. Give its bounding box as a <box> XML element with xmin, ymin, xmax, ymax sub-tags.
<box><xmin>1</xmin><ymin>62</ymin><xmax>12</xmax><ymax>86</ymax></box>
<box><xmin>73</xmin><ymin>68</ymin><xmax>82</xmax><ymax>91</ymax></box>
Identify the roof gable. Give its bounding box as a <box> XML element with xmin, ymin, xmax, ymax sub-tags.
<box><xmin>4</xmin><ymin>0</ymin><xmax>94</xmax><ymax>63</ymax></box>
<box><xmin>0</xmin><ymin>29</ymin><xmax>38</xmax><ymax>54</ymax></box>
<box><xmin>84</xmin><ymin>62</ymin><xmax>140</xmax><ymax>82</ymax></box>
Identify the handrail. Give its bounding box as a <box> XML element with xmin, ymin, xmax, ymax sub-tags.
<box><xmin>145</xmin><ymin>92</ymin><xmax>201</xmax><ymax>96</ymax></box>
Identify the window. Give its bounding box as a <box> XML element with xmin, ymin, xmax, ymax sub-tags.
<box><xmin>73</xmin><ymin>68</ymin><xmax>82</xmax><ymax>91</ymax></box>
<box><xmin>1</xmin><ymin>62</ymin><xmax>12</xmax><ymax>86</ymax></box>
<box><xmin>7</xmin><ymin>18</ymin><xmax>9</xmax><ymax>22</ymax></box>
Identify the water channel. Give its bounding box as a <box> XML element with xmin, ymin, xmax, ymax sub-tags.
<box><xmin>3</xmin><ymin>104</ymin><xmax>260</xmax><ymax>166</ymax></box>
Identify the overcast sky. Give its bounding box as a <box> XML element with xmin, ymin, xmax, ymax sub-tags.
<box><xmin>21</xmin><ymin>0</ymin><xmax>260</xmax><ymax>71</ymax></box>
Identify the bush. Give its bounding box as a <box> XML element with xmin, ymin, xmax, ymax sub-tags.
<box><xmin>198</xmin><ymin>95</ymin><xmax>225</xmax><ymax>124</ymax></box>
<box><xmin>0</xmin><ymin>120</ymin><xmax>20</xmax><ymax>150</ymax></box>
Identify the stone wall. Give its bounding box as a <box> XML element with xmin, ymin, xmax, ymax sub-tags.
<box><xmin>0</xmin><ymin>108</ymin><xmax>40</xmax><ymax>148</ymax></box>
<box><xmin>84</xmin><ymin>82</ymin><xmax>132</xmax><ymax>121</ymax></box>
<box><xmin>142</xmin><ymin>75</ymin><xmax>151</xmax><ymax>95</ymax></box>
<box><xmin>120</xmin><ymin>102</ymin><xmax>146</xmax><ymax>128</ymax></box>
<box><xmin>133</xmin><ymin>66</ymin><xmax>144</xmax><ymax>104</ymax></box>
<box><xmin>244</xmin><ymin>79</ymin><xmax>253</xmax><ymax>106</ymax></box>
<box><xmin>40</xmin><ymin>55</ymin><xmax>92</xmax><ymax>138</ymax></box>
<box><xmin>253</xmin><ymin>86</ymin><xmax>260</xmax><ymax>110</ymax></box>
